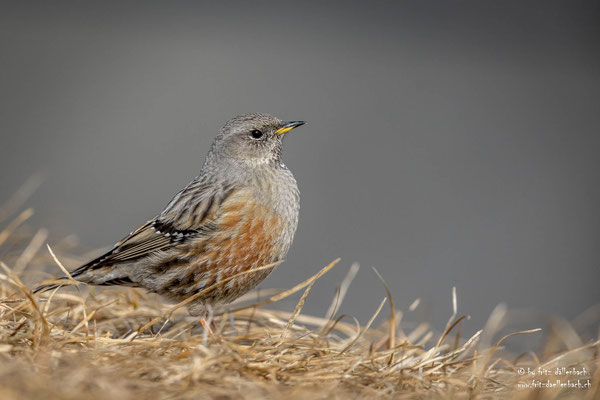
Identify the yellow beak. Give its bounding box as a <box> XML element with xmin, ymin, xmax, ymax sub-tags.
<box><xmin>275</xmin><ymin>121</ymin><xmax>305</xmax><ymax>135</ymax></box>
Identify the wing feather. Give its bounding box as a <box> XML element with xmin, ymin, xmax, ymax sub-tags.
<box><xmin>69</xmin><ymin>179</ymin><xmax>235</xmax><ymax>276</ymax></box>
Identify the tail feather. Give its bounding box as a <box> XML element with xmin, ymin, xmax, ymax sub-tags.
<box><xmin>33</xmin><ymin>243</ymin><xmax>142</xmax><ymax>294</ymax></box>
<box><xmin>33</xmin><ymin>276</ymin><xmax>71</xmax><ymax>294</ymax></box>
<box><xmin>32</xmin><ymin>265</ymin><xmax>90</xmax><ymax>294</ymax></box>
<box><xmin>32</xmin><ymin>248</ymin><xmax>111</xmax><ymax>294</ymax></box>
<box><xmin>33</xmin><ymin>262</ymin><xmax>137</xmax><ymax>294</ymax></box>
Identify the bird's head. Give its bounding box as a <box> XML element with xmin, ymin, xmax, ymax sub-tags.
<box><xmin>212</xmin><ymin>113</ymin><xmax>305</xmax><ymax>165</ymax></box>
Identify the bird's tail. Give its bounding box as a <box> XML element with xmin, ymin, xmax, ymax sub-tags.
<box><xmin>33</xmin><ymin>275</ymin><xmax>78</xmax><ymax>294</ymax></box>
<box><xmin>32</xmin><ymin>248</ymin><xmax>112</xmax><ymax>294</ymax></box>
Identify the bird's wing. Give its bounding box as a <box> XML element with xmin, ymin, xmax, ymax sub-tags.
<box><xmin>69</xmin><ymin>178</ymin><xmax>235</xmax><ymax>276</ymax></box>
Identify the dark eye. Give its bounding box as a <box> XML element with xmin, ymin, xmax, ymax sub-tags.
<box><xmin>250</xmin><ymin>129</ymin><xmax>263</xmax><ymax>139</ymax></box>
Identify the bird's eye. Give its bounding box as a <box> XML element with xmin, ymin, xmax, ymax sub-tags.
<box><xmin>250</xmin><ymin>129</ymin><xmax>263</xmax><ymax>139</ymax></box>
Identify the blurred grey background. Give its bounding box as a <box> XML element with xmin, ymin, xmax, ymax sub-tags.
<box><xmin>1</xmin><ymin>1</ymin><xmax>599</xmax><ymax>335</ymax></box>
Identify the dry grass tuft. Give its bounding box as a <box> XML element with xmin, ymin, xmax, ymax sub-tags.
<box><xmin>0</xmin><ymin>187</ymin><xmax>598</xmax><ymax>399</ymax></box>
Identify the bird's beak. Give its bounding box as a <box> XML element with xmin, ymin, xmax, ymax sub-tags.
<box><xmin>275</xmin><ymin>121</ymin><xmax>305</xmax><ymax>135</ymax></box>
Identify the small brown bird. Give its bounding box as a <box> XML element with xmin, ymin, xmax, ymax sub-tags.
<box><xmin>35</xmin><ymin>113</ymin><xmax>304</xmax><ymax>316</ymax></box>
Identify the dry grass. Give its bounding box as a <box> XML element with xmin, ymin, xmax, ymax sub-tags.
<box><xmin>0</xmin><ymin>184</ymin><xmax>598</xmax><ymax>399</ymax></box>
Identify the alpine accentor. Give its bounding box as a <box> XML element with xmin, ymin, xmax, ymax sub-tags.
<box><xmin>35</xmin><ymin>113</ymin><xmax>304</xmax><ymax>316</ymax></box>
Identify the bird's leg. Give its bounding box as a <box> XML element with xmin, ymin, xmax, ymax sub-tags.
<box><xmin>199</xmin><ymin>318</ymin><xmax>214</xmax><ymax>336</ymax></box>
<box><xmin>229</xmin><ymin>312</ymin><xmax>236</xmax><ymax>331</ymax></box>
<box><xmin>200</xmin><ymin>304</ymin><xmax>215</xmax><ymax>339</ymax></box>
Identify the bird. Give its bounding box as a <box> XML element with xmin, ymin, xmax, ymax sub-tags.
<box><xmin>35</xmin><ymin>113</ymin><xmax>304</xmax><ymax>317</ymax></box>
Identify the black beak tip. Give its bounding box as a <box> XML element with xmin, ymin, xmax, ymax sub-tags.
<box><xmin>286</xmin><ymin>120</ymin><xmax>305</xmax><ymax>128</ymax></box>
